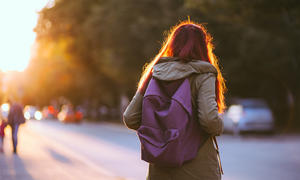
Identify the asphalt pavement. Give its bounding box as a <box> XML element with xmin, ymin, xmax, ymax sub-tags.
<box><xmin>0</xmin><ymin>120</ymin><xmax>299</xmax><ymax>180</ymax></box>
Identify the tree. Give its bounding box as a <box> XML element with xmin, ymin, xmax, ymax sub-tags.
<box><xmin>185</xmin><ymin>0</ymin><xmax>300</xmax><ymax>129</ymax></box>
<box><xmin>26</xmin><ymin>0</ymin><xmax>300</xmax><ymax>128</ymax></box>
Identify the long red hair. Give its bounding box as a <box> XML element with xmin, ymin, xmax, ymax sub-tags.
<box><xmin>138</xmin><ymin>20</ymin><xmax>226</xmax><ymax>113</ymax></box>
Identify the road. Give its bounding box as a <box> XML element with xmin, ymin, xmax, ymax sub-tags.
<box><xmin>0</xmin><ymin>120</ymin><xmax>300</xmax><ymax>180</ymax></box>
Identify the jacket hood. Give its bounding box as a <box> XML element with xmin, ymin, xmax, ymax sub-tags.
<box><xmin>152</xmin><ymin>57</ymin><xmax>217</xmax><ymax>81</ymax></box>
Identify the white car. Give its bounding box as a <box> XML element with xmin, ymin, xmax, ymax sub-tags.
<box><xmin>24</xmin><ymin>106</ymin><xmax>42</xmax><ymax>120</ymax></box>
<box><xmin>223</xmin><ymin>99</ymin><xmax>274</xmax><ymax>134</ymax></box>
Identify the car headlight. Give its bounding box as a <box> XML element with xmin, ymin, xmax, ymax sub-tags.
<box><xmin>1</xmin><ymin>103</ymin><xmax>10</xmax><ymax>112</ymax></box>
<box><xmin>24</xmin><ymin>111</ymin><xmax>31</xmax><ymax>120</ymax></box>
<box><xmin>34</xmin><ymin>111</ymin><xmax>43</xmax><ymax>121</ymax></box>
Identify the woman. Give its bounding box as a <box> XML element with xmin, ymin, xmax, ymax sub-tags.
<box><xmin>123</xmin><ymin>20</ymin><xmax>226</xmax><ymax>180</ymax></box>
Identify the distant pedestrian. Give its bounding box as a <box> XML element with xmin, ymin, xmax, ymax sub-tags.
<box><xmin>7</xmin><ymin>101</ymin><xmax>25</xmax><ymax>154</ymax></box>
<box><xmin>123</xmin><ymin>20</ymin><xmax>226</xmax><ymax>180</ymax></box>
<box><xmin>0</xmin><ymin>119</ymin><xmax>7</xmax><ymax>153</ymax></box>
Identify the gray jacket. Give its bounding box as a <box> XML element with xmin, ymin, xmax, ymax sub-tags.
<box><xmin>123</xmin><ymin>57</ymin><xmax>223</xmax><ymax>180</ymax></box>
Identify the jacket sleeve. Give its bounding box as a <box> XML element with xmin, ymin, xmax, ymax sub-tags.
<box><xmin>195</xmin><ymin>73</ymin><xmax>224</xmax><ymax>136</ymax></box>
<box><xmin>123</xmin><ymin>91</ymin><xmax>143</xmax><ymax>130</ymax></box>
<box><xmin>7</xmin><ymin>105</ymin><xmax>15</xmax><ymax>124</ymax></box>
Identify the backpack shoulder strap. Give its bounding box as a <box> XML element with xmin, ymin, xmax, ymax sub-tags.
<box><xmin>213</xmin><ymin>136</ymin><xmax>224</xmax><ymax>175</ymax></box>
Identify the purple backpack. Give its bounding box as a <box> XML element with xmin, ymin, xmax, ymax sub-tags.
<box><xmin>138</xmin><ymin>77</ymin><xmax>207</xmax><ymax>167</ymax></box>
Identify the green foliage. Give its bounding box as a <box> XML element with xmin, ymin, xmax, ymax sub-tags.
<box><xmin>191</xmin><ymin>0</ymin><xmax>300</xmax><ymax>128</ymax></box>
<box><xmin>26</xmin><ymin>0</ymin><xmax>300</xmax><ymax>128</ymax></box>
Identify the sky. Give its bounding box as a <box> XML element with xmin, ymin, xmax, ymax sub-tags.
<box><xmin>0</xmin><ymin>0</ymin><xmax>52</xmax><ymax>72</ymax></box>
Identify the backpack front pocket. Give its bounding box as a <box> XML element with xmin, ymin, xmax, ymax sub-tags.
<box><xmin>137</xmin><ymin>125</ymin><xmax>179</xmax><ymax>148</ymax></box>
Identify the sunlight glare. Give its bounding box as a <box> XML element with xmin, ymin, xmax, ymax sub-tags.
<box><xmin>0</xmin><ymin>0</ymin><xmax>52</xmax><ymax>72</ymax></box>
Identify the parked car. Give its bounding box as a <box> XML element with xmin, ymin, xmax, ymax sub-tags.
<box><xmin>42</xmin><ymin>106</ymin><xmax>58</xmax><ymax>119</ymax></box>
<box><xmin>58</xmin><ymin>105</ymin><xmax>82</xmax><ymax>123</ymax></box>
<box><xmin>24</xmin><ymin>105</ymin><xmax>38</xmax><ymax>120</ymax></box>
<box><xmin>223</xmin><ymin>98</ymin><xmax>275</xmax><ymax>134</ymax></box>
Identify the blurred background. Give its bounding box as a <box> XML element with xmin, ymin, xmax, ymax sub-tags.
<box><xmin>0</xmin><ymin>0</ymin><xmax>299</xmax><ymax>180</ymax></box>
